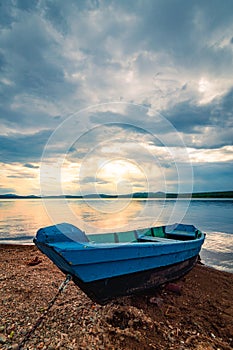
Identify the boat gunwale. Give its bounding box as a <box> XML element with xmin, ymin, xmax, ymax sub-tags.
<box><xmin>47</xmin><ymin>232</ymin><xmax>205</xmax><ymax>251</ymax></box>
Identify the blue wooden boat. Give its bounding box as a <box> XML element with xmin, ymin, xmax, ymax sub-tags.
<box><xmin>34</xmin><ymin>222</ymin><xmax>205</xmax><ymax>304</ymax></box>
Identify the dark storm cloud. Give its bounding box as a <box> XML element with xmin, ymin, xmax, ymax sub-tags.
<box><xmin>165</xmin><ymin>101</ymin><xmax>211</xmax><ymax>133</ymax></box>
<box><xmin>217</xmin><ymin>88</ymin><xmax>233</xmax><ymax>126</ymax></box>
<box><xmin>0</xmin><ymin>103</ymin><xmax>63</xmax><ymax>132</ymax></box>
<box><xmin>80</xmin><ymin>176</ymin><xmax>109</xmax><ymax>185</ymax></box>
<box><xmin>0</xmin><ymin>3</ymin><xmax>77</xmax><ymax>132</ymax></box>
<box><xmin>0</xmin><ymin>1</ymin><xmax>15</xmax><ymax>29</ymax></box>
<box><xmin>88</xmin><ymin>117</ymin><xmax>151</xmax><ymax>138</ymax></box>
<box><xmin>131</xmin><ymin>0</ymin><xmax>233</xmax><ymax>70</ymax></box>
<box><xmin>0</xmin><ymin>51</ymin><xmax>6</xmax><ymax>72</ymax></box>
<box><xmin>0</xmin><ymin>13</ymin><xmax>74</xmax><ymax>99</ymax></box>
<box><xmin>164</xmin><ymin>88</ymin><xmax>233</xmax><ymax>148</ymax></box>
<box><xmin>193</xmin><ymin>162</ymin><xmax>233</xmax><ymax>192</ymax></box>
<box><xmin>7</xmin><ymin>173</ymin><xmax>36</xmax><ymax>179</ymax></box>
<box><xmin>0</xmin><ymin>129</ymin><xmax>52</xmax><ymax>163</ymax></box>
<box><xmin>23</xmin><ymin>163</ymin><xmax>39</xmax><ymax>169</ymax></box>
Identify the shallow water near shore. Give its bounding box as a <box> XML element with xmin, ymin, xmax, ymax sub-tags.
<box><xmin>0</xmin><ymin>198</ymin><xmax>232</xmax><ymax>272</ymax></box>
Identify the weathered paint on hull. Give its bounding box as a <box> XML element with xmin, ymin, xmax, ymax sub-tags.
<box><xmin>72</xmin><ymin>256</ymin><xmax>198</xmax><ymax>304</ymax></box>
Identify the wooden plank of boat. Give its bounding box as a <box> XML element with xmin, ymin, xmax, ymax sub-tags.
<box><xmin>33</xmin><ymin>222</ymin><xmax>205</xmax><ymax>304</ymax></box>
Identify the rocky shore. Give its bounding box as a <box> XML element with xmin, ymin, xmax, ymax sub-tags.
<box><xmin>0</xmin><ymin>244</ymin><xmax>232</xmax><ymax>350</ymax></box>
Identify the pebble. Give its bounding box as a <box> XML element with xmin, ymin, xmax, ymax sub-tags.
<box><xmin>0</xmin><ymin>334</ymin><xmax>7</xmax><ymax>344</ymax></box>
<box><xmin>165</xmin><ymin>283</ymin><xmax>182</xmax><ymax>295</ymax></box>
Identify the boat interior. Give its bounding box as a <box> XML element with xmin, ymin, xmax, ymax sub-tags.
<box><xmin>88</xmin><ymin>224</ymin><xmax>201</xmax><ymax>244</ymax></box>
<box><xmin>35</xmin><ymin>222</ymin><xmax>202</xmax><ymax>246</ymax></box>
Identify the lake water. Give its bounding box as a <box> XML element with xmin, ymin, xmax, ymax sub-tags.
<box><xmin>0</xmin><ymin>198</ymin><xmax>232</xmax><ymax>273</ymax></box>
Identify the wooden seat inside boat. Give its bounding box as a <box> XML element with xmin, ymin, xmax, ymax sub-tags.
<box><xmin>165</xmin><ymin>231</ymin><xmax>197</xmax><ymax>240</ymax></box>
<box><xmin>137</xmin><ymin>235</ymin><xmax>179</xmax><ymax>243</ymax></box>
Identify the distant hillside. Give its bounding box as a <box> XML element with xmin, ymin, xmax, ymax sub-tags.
<box><xmin>0</xmin><ymin>191</ymin><xmax>232</xmax><ymax>199</ymax></box>
<box><xmin>190</xmin><ymin>191</ymin><xmax>233</xmax><ymax>198</ymax></box>
<box><xmin>0</xmin><ymin>194</ymin><xmax>40</xmax><ymax>199</ymax></box>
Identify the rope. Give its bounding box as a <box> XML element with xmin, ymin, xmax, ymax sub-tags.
<box><xmin>18</xmin><ymin>274</ymin><xmax>72</xmax><ymax>350</ymax></box>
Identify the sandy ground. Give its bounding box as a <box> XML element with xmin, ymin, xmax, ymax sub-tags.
<box><xmin>0</xmin><ymin>244</ymin><xmax>233</xmax><ymax>350</ymax></box>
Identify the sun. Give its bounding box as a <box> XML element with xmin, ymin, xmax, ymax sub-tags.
<box><xmin>97</xmin><ymin>159</ymin><xmax>142</xmax><ymax>180</ymax></box>
<box><xmin>95</xmin><ymin>158</ymin><xmax>145</xmax><ymax>195</ymax></box>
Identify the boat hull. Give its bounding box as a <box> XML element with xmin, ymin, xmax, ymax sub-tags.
<box><xmin>69</xmin><ymin>256</ymin><xmax>198</xmax><ymax>304</ymax></box>
<box><xmin>34</xmin><ymin>240</ymin><xmax>199</xmax><ymax>304</ymax></box>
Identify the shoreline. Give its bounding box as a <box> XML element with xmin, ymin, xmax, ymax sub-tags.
<box><xmin>0</xmin><ymin>245</ymin><xmax>233</xmax><ymax>349</ymax></box>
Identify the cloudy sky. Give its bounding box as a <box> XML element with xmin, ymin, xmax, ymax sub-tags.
<box><xmin>0</xmin><ymin>0</ymin><xmax>232</xmax><ymax>196</ymax></box>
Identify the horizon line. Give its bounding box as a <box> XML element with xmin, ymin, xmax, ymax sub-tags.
<box><xmin>0</xmin><ymin>190</ymin><xmax>233</xmax><ymax>199</ymax></box>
